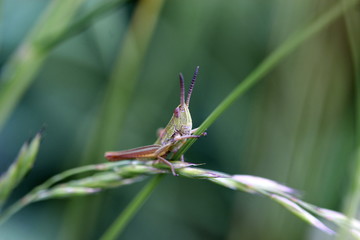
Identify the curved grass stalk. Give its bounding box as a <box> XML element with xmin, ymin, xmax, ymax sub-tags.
<box><xmin>2</xmin><ymin>160</ymin><xmax>359</xmax><ymax>237</ymax></box>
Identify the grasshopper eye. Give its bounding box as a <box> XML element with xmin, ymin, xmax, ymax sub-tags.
<box><xmin>174</xmin><ymin>107</ymin><xmax>180</xmax><ymax>118</ymax></box>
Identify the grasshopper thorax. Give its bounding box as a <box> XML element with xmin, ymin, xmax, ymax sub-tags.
<box><xmin>172</xmin><ymin>103</ymin><xmax>192</xmax><ymax>135</ymax></box>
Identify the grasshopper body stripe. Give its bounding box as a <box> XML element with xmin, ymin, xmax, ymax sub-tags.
<box><xmin>105</xmin><ymin>145</ymin><xmax>162</xmax><ymax>161</ymax></box>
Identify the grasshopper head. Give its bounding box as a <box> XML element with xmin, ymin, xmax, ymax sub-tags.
<box><xmin>172</xmin><ymin>66</ymin><xmax>199</xmax><ymax>134</ymax></box>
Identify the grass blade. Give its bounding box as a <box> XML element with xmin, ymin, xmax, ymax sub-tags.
<box><xmin>0</xmin><ymin>133</ymin><xmax>41</xmax><ymax>209</ymax></box>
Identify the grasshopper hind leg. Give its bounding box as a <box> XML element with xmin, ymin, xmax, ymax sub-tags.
<box><xmin>157</xmin><ymin>156</ymin><xmax>178</xmax><ymax>176</ymax></box>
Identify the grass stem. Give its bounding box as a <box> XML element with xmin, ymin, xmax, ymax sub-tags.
<box><xmin>100</xmin><ymin>175</ymin><xmax>164</xmax><ymax>240</ymax></box>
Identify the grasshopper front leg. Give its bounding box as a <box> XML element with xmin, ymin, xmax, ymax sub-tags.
<box><xmin>173</xmin><ymin>133</ymin><xmax>206</xmax><ymax>141</ymax></box>
<box><xmin>168</xmin><ymin>132</ymin><xmax>207</xmax><ymax>162</ymax></box>
<box><xmin>190</xmin><ymin>128</ymin><xmax>207</xmax><ymax>136</ymax></box>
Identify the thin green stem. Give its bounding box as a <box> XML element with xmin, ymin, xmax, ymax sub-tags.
<box><xmin>173</xmin><ymin>0</ymin><xmax>360</xmax><ymax>159</ymax></box>
<box><xmin>100</xmin><ymin>175</ymin><xmax>164</xmax><ymax>240</ymax></box>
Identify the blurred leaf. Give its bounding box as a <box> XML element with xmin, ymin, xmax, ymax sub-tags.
<box><xmin>340</xmin><ymin>1</ymin><xmax>360</xmax><ymax>238</ymax></box>
<box><xmin>0</xmin><ymin>0</ymin><xmax>86</xmax><ymax>132</ymax></box>
<box><xmin>50</xmin><ymin>0</ymin><xmax>129</xmax><ymax>49</ymax></box>
<box><xmin>0</xmin><ymin>132</ymin><xmax>41</xmax><ymax>209</ymax></box>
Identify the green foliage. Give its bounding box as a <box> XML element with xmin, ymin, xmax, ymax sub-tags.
<box><xmin>0</xmin><ymin>133</ymin><xmax>41</xmax><ymax>209</ymax></box>
<box><xmin>1</xmin><ymin>0</ymin><xmax>360</xmax><ymax>240</ymax></box>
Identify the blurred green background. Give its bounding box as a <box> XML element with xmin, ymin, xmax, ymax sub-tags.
<box><xmin>0</xmin><ymin>0</ymin><xmax>358</xmax><ymax>239</ymax></box>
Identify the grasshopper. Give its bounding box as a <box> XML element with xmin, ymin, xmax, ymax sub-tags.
<box><xmin>105</xmin><ymin>66</ymin><xmax>205</xmax><ymax>176</ymax></box>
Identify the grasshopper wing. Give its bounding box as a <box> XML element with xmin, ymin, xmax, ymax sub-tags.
<box><xmin>105</xmin><ymin>144</ymin><xmax>162</xmax><ymax>161</ymax></box>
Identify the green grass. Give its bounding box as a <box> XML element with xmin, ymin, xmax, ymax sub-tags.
<box><xmin>1</xmin><ymin>0</ymin><xmax>360</xmax><ymax>239</ymax></box>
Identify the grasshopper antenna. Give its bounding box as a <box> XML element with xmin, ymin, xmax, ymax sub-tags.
<box><xmin>186</xmin><ymin>66</ymin><xmax>199</xmax><ymax>106</ymax></box>
<box><xmin>179</xmin><ymin>73</ymin><xmax>185</xmax><ymax>105</ymax></box>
